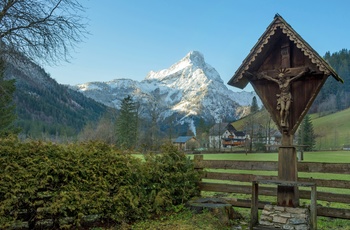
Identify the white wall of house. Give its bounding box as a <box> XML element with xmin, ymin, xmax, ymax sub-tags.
<box><xmin>209</xmin><ymin>131</ymin><xmax>249</xmax><ymax>149</ymax></box>
<box><xmin>209</xmin><ymin>135</ymin><xmax>222</xmax><ymax>149</ymax></box>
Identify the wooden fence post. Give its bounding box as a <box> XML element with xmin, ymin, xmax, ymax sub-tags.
<box><xmin>194</xmin><ymin>155</ymin><xmax>204</xmax><ymax>170</ymax></box>
<box><xmin>250</xmin><ymin>181</ymin><xmax>259</xmax><ymax>229</ymax></box>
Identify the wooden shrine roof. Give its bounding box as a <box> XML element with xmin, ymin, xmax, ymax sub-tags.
<box><xmin>228</xmin><ymin>14</ymin><xmax>343</xmax><ymax>89</ymax></box>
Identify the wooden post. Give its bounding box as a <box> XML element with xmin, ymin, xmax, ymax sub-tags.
<box><xmin>277</xmin><ymin>133</ymin><xmax>299</xmax><ymax>207</ymax></box>
<box><xmin>194</xmin><ymin>155</ymin><xmax>204</xmax><ymax>170</ymax></box>
<box><xmin>194</xmin><ymin>154</ymin><xmax>204</xmax><ymax>183</ymax></box>
<box><xmin>310</xmin><ymin>184</ymin><xmax>317</xmax><ymax>230</ymax></box>
<box><xmin>250</xmin><ymin>181</ymin><xmax>259</xmax><ymax>230</ymax></box>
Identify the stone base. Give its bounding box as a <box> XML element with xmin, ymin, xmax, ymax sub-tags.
<box><xmin>259</xmin><ymin>204</ymin><xmax>310</xmax><ymax>230</ymax></box>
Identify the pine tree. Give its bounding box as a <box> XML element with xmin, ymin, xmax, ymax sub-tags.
<box><xmin>116</xmin><ymin>95</ymin><xmax>138</xmax><ymax>149</ymax></box>
<box><xmin>298</xmin><ymin>114</ymin><xmax>315</xmax><ymax>151</ymax></box>
<box><xmin>245</xmin><ymin>96</ymin><xmax>260</xmax><ymax>152</ymax></box>
<box><xmin>0</xmin><ymin>59</ymin><xmax>17</xmax><ymax>137</ymax></box>
<box><xmin>250</xmin><ymin>96</ymin><xmax>259</xmax><ymax>114</ymax></box>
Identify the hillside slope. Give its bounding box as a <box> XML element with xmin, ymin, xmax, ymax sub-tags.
<box><xmin>4</xmin><ymin>57</ymin><xmax>110</xmax><ymax>139</ymax></box>
<box><xmin>311</xmin><ymin>108</ymin><xmax>350</xmax><ymax>150</ymax></box>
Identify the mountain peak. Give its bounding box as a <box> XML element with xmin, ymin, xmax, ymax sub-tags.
<box><xmin>145</xmin><ymin>51</ymin><xmax>208</xmax><ymax>81</ymax></box>
<box><xmin>182</xmin><ymin>51</ymin><xmax>205</xmax><ymax>66</ymax></box>
<box><xmin>73</xmin><ymin>50</ymin><xmax>259</xmax><ymax>125</ymax></box>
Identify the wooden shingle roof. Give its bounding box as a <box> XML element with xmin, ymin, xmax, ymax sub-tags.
<box><xmin>228</xmin><ymin>14</ymin><xmax>343</xmax><ymax>89</ymax></box>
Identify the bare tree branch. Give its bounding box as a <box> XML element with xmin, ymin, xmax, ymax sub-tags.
<box><xmin>0</xmin><ymin>0</ymin><xmax>88</xmax><ymax>64</ymax></box>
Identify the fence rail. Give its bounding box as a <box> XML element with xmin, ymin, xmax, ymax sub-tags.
<box><xmin>193</xmin><ymin>155</ymin><xmax>350</xmax><ymax>219</ymax></box>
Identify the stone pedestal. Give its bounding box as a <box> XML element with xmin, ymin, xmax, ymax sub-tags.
<box><xmin>259</xmin><ymin>204</ymin><xmax>310</xmax><ymax>230</ymax></box>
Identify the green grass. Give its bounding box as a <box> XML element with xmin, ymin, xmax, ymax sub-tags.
<box><xmin>311</xmin><ymin>108</ymin><xmax>350</xmax><ymax>150</ymax></box>
<box><xmin>129</xmin><ymin>208</ymin><xmax>244</xmax><ymax>230</ymax></box>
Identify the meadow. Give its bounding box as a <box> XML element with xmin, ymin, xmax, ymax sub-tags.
<box><xmin>311</xmin><ymin>108</ymin><xmax>350</xmax><ymax>150</ymax></box>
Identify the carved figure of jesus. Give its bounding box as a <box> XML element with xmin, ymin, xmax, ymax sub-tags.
<box><xmin>257</xmin><ymin>67</ymin><xmax>309</xmax><ymax>129</ymax></box>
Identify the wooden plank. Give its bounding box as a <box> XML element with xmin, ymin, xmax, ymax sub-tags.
<box><xmin>199</xmin><ymin>182</ymin><xmax>275</xmax><ymax>195</ymax></box>
<box><xmin>256</xmin><ymin>179</ymin><xmax>315</xmax><ymax>187</ymax></box>
<box><xmin>203</xmin><ymin>172</ymin><xmax>276</xmax><ymax>182</ymax></box>
<box><xmin>200</xmin><ymin>160</ymin><xmax>278</xmax><ymax>171</ymax></box>
<box><xmin>225</xmin><ymin>198</ymin><xmax>270</xmax><ymax>209</ymax></box>
<box><xmin>203</xmin><ymin>172</ymin><xmax>350</xmax><ymax>189</ymax></box>
<box><xmin>298</xmin><ymin>177</ymin><xmax>350</xmax><ymax>189</ymax></box>
<box><xmin>195</xmin><ymin>158</ymin><xmax>350</xmax><ymax>174</ymax></box>
<box><xmin>318</xmin><ymin>206</ymin><xmax>350</xmax><ymax>219</ymax></box>
<box><xmin>299</xmin><ymin>190</ymin><xmax>350</xmax><ymax>204</ymax></box>
<box><xmin>297</xmin><ymin>162</ymin><xmax>350</xmax><ymax>174</ymax></box>
<box><xmin>200</xmin><ymin>182</ymin><xmax>350</xmax><ymax>204</ymax></box>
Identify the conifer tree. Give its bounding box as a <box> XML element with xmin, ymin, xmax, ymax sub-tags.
<box><xmin>250</xmin><ymin>96</ymin><xmax>259</xmax><ymax>114</ymax></box>
<box><xmin>116</xmin><ymin>95</ymin><xmax>138</xmax><ymax>149</ymax></box>
<box><xmin>245</xmin><ymin>96</ymin><xmax>259</xmax><ymax>152</ymax></box>
<box><xmin>298</xmin><ymin>114</ymin><xmax>315</xmax><ymax>151</ymax></box>
<box><xmin>0</xmin><ymin>59</ymin><xmax>17</xmax><ymax>137</ymax></box>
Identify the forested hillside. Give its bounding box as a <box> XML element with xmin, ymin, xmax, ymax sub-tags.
<box><xmin>4</xmin><ymin>59</ymin><xmax>112</xmax><ymax>141</ymax></box>
<box><xmin>311</xmin><ymin>49</ymin><xmax>350</xmax><ymax>114</ymax></box>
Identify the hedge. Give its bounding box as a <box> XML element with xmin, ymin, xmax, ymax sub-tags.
<box><xmin>0</xmin><ymin>138</ymin><xmax>200</xmax><ymax>229</ymax></box>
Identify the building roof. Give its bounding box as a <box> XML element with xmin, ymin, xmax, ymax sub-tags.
<box><xmin>209</xmin><ymin>123</ymin><xmax>240</xmax><ymax>135</ymax></box>
<box><xmin>233</xmin><ymin>131</ymin><xmax>246</xmax><ymax>137</ymax></box>
<box><xmin>173</xmin><ymin>136</ymin><xmax>195</xmax><ymax>143</ymax></box>
<box><xmin>228</xmin><ymin>14</ymin><xmax>343</xmax><ymax>89</ymax></box>
<box><xmin>209</xmin><ymin>123</ymin><xmax>228</xmax><ymax>135</ymax></box>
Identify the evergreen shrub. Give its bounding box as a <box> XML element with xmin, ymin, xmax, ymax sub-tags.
<box><xmin>0</xmin><ymin>138</ymin><xmax>199</xmax><ymax>228</ymax></box>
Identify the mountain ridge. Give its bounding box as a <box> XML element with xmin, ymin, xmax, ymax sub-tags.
<box><xmin>72</xmin><ymin>51</ymin><xmax>260</xmax><ymax>128</ymax></box>
<box><xmin>4</xmin><ymin>54</ymin><xmax>110</xmax><ymax>139</ymax></box>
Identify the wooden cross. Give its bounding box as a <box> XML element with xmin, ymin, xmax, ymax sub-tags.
<box><xmin>228</xmin><ymin>15</ymin><xmax>342</xmax><ymax>207</ymax></box>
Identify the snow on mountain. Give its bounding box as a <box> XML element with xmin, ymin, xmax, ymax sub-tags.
<box><xmin>72</xmin><ymin>51</ymin><xmax>260</xmax><ymax>126</ymax></box>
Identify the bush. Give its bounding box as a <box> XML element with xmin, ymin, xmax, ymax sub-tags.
<box><xmin>143</xmin><ymin>145</ymin><xmax>201</xmax><ymax>214</ymax></box>
<box><xmin>0</xmin><ymin>138</ymin><xmax>200</xmax><ymax>228</ymax></box>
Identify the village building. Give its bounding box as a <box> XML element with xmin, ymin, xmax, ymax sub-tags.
<box><xmin>173</xmin><ymin>136</ymin><xmax>199</xmax><ymax>151</ymax></box>
<box><xmin>255</xmin><ymin>129</ymin><xmax>282</xmax><ymax>151</ymax></box>
<box><xmin>208</xmin><ymin>123</ymin><xmax>248</xmax><ymax>149</ymax></box>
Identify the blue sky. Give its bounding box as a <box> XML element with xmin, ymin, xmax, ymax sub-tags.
<box><xmin>45</xmin><ymin>0</ymin><xmax>350</xmax><ymax>92</ymax></box>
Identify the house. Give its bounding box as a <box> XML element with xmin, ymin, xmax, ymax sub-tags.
<box><xmin>209</xmin><ymin>123</ymin><xmax>248</xmax><ymax>149</ymax></box>
<box><xmin>173</xmin><ymin>136</ymin><xmax>199</xmax><ymax>151</ymax></box>
<box><xmin>256</xmin><ymin>129</ymin><xmax>282</xmax><ymax>151</ymax></box>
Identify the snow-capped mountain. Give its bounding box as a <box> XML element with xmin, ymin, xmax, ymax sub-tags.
<box><xmin>72</xmin><ymin>51</ymin><xmax>259</xmax><ymax>126</ymax></box>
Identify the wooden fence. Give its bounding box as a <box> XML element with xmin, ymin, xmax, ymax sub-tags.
<box><xmin>193</xmin><ymin>155</ymin><xmax>350</xmax><ymax>219</ymax></box>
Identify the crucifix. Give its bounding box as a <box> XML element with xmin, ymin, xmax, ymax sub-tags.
<box><xmin>254</xmin><ymin>66</ymin><xmax>310</xmax><ymax>131</ymax></box>
<box><xmin>249</xmin><ymin>42</ymin><xmax>310</xmax><ymax>206</ymax></box>
<box><xmin>228</xmin><ymin>14</ymin><xmax>342</xmax><ymax>208</ymax></box>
